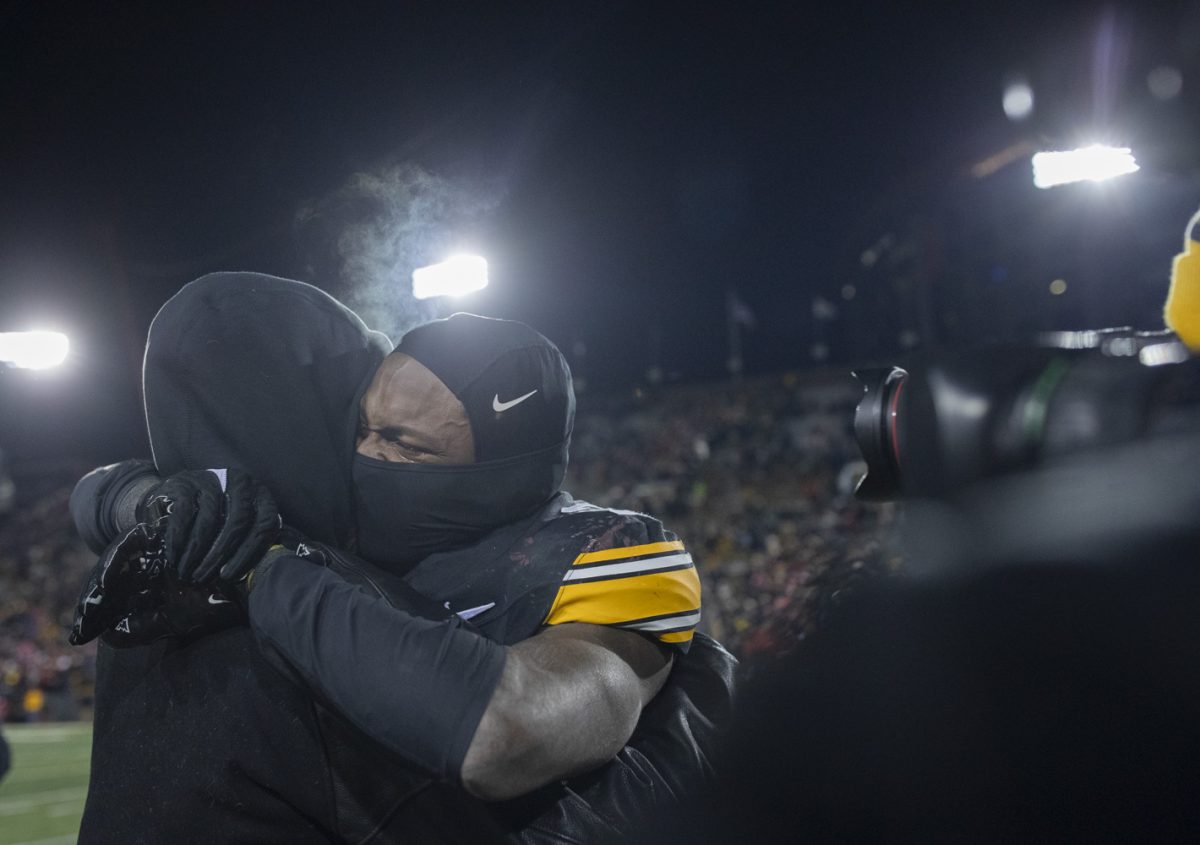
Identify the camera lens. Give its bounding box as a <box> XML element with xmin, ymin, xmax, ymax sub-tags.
<box><xmin>852</xmin><ymin>367</ymin><xmax>907</xmax><ymax>500</ymax></box>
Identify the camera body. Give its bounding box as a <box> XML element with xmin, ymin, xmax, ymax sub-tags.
<box><xmin>854</xmin><ymin>330</ymin><xmax>1200</xmax><ymax>500</ymax></box>
<box><xmin>853</xmin><ymin>330</ymin><xmax>1200</xmax><ymax>571</ymax></box>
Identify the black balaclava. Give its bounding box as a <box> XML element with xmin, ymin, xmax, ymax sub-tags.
<box><xmin>353</xmin><ymin>312</ymin><xmax>575</xmax><ymax>571</ymax></box>
<box><xmin>144</xmin><ymin>272</ymin><xmax>392</xmax><ymax>547</ymax></box>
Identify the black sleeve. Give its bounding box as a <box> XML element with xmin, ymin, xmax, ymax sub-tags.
<box><xmin>70</xmin><ymin>460</ymin><xmax>160</xmax><ymax>554</ymax></box>
<box><xmin>247</xmin><ymin>554</ymin><xmax>508</xmax><ymax>786</ymax></box>
<box><xmin>0</xmin><ymin>728</ymin><xmax>9</xmax><ymax>782</ymax></box>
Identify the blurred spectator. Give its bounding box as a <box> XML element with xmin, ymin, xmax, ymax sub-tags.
<box><xmin>0</xmin><ymin>472</ymin><xmax>97</xmax><ymax>722</ymax></box>
<box><xmin>0</xmin><ymin>448</ymin><xmax>14</xmax><ymax>515</ymax></box>
<box><xmin>567</xmin><ymin>370</ymin><xmax>900</xmax><ymax>660</ymax></box>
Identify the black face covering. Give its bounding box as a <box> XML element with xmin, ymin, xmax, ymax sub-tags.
<box><xmin>352</xmin><ymin>312</ymin><xmax>575</xmax><ymax>571</ymax></box>
<box><xmin>353</xmin><ymin>442</ymin><xmax>568</xmax><ymax>571</ymax></box>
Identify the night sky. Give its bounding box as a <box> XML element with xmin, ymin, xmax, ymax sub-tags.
<box><xmin>0</xmin><ymin>1</ymin><xmax>1198</xmax><ymax>463</ymax></box>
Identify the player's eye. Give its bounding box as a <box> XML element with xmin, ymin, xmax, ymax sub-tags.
<box><xmin>392</xmin><ymin>438</ymin><xmax>431</xmax><ymax>455</ymax></box>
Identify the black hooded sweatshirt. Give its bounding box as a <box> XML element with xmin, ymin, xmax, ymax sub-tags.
<box><xmin>78</xmin><ymin>273</ymin><xmax>506</xmax><ymax>843</ymax></box>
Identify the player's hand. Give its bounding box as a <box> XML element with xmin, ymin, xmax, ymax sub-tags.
<box><xmin>136</xmin><ymin>468</ymin><xmax>280</xmax><ymax>585</ymax></box>
<box><xmin>70</xmin><ymin>522</ymin><xmax>246</xmax><ymax>648</ymax></box>
<box><xmin>100</xmin><ymin>574</ymin><xmax>244</xmax><ymax>649</ymax></box>
<box><xmin>69</xmin><ymin>523</ymin><xmax>164</xmax><ymax>646</ymax></box>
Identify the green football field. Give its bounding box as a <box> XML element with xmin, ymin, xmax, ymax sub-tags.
<box><xmin>0</xmin><ymin>723</ymin><xmax>91</xmax><ymax>845</ymax></box>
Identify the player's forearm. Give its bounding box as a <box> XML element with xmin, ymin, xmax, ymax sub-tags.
<box><xmin>460</xmin><ymin>626</ymin><xmax>670</xmax><ymax>801</ymax></box>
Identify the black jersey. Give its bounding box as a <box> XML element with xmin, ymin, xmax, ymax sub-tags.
<box><xmin>395</xmin><ymin>491</ymin><xmax>730</xmax><ymax>843</ymax></box>
<box><xmin>240</xmin><ymin>519</ymin><xmax>730</xmax><ymax>844</ymax></box>
<box><xmin>237</xmin><ymin>490</ymin><xmax>723</xmax><ymax>842</ymax></box>
<box><xmin>404</xmin><ymin>492</ymin><xmax>703</xmax><ymax>651</ymax></box>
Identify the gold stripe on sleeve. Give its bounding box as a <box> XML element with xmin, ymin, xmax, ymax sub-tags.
<box><xmin>544</xmin><ymin>566</ymin><xmax>701</xmax><ymax>628</ymax></box>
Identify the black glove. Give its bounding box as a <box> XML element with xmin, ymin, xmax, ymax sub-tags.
<box><xmin>70</xmin><ymin>523</ymin><xmax>165</xmax><ymax>646</ymax></box>
<box><xmin>137</xmin><ymin>468</ymin><xmax>280</xmax><ymax>584</ymax></box>
<box><xmin>69</xmin><ymin>522</ymin><xmax>244</xmax><ymax>648</ymax></box>
<box><xmin>101</xmin><ymin>573</ymin><xmax>244</xmax><ymax>648</ymax></box>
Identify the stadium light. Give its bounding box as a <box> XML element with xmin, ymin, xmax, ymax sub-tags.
<box><xmin>1031</xmin><ymin>145</ymin><xmax>1139</xmax><ymax>189</ymax></box>
<box><xmin>0</xmin><ymin>331</ymin><xmax>69</xmax><ymax>369</ymax></box>
<box><xmin>412</xmin><ymin>254</ymin><xmax>489</xmax><ymax>300</ymax></box>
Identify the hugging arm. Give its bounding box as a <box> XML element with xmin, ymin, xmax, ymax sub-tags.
<box><xmin>248</xmin><ymin>554</ymin><xmax>672</xmax><ymax>800</ymax></box>
<box><xmin>461</xmin><ymin>620</ymin><xmax>673</xmax><ymax>799</ymax></box>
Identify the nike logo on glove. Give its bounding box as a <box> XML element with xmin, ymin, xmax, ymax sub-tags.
<box><xmin>207</xmin><ymin>594</ymin><xmax>231</xmax><ymax>606</ymax></box>
<box><xmin>493</xmin><ymin>390</ymin><xmax>538</xmax><ymax>412</ymax></box>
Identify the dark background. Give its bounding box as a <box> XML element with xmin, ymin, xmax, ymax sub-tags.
<box><xmin>0</xmin><ymin>1</ymin><xmax>1197</xmax><ymax>464</ymax></box>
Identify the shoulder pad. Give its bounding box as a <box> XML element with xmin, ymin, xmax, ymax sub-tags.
<box><xmin>539</xmin><ymin>499</ymin><xmax>700</xmax><ymax>651</ymax></box>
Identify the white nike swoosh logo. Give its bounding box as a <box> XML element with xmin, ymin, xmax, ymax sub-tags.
<box><xmin>492</xmin><ymin>389</ymin><xmax>538</xmax><ymax>412</ymax></box>
<box><xmin>207</xmin><ymin>594</ymin><xmax>231</xmax><ymax>606</ymax></box>
<box><xmin>207</xmin><ymin>468</ymin><xmax>228</xmax><ymax>492</ymax></box>
<box><xmin>455</xmin><ymin>602</ymin><xmax>496</xmax><ymax>621</ymax></box>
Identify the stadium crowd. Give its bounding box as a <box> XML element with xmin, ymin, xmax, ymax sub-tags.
<box><xmin>0</xmin><ymin>371</ymin><xmax>899</xmax><ymax>721</ymax></box>
<box><xmin>567</xmin><ymin>370</ymin><xmax>901</xmax><ymax>659</ymax></box>
<box><xmin>0</xmin><ymin>473</ymin><xmax>97</xmax><ymax>723</ymax></box>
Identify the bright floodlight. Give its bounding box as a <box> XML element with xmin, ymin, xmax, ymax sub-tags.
<box><xmin>1032</xmin><ymin>145</ymin><xmax>1139</xmax><ymax>189</ymax></box>
<box><xmin>0</xmin><ymin>331</ymin><xmax>69</xmax><ymax>369</ymax></box>
<box><xmin>412</xmin><ymin>255</ymin><xmax>489</xmax><ymax>300</ymax></box>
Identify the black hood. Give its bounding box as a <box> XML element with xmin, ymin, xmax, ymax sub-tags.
<box><xmin>143</xmin><ymin>272</ymin><xmax>391</xmax><ymax>546</ymax></box>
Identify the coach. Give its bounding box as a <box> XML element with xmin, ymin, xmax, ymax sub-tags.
<box><xmin>71</xmin><ymin>274</ymin><xmax>511</xmax><ymax>842</ymax></box>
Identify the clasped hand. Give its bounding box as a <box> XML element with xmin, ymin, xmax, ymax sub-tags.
<box><xmin>70</xmin><ymin>468</ymin><xmax>281</xmax><ymax>647</ymax></box>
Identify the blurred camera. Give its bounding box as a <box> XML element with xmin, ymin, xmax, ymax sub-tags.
<box><xmin>852</xmin><ymin>329</ymin><xmax>1200</xmax><ymax>502</ymax></box>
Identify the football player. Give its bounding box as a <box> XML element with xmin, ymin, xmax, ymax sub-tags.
<box><xmin>248</xmin><ymin>312</ymin><xmax>705</xmax><ymax>799</ymax></box>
